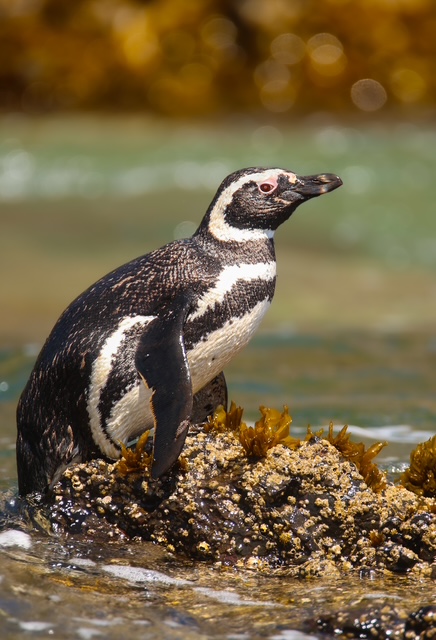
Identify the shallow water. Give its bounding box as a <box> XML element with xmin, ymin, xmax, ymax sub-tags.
<box><xmin>1</xmin><ymin>331</ymin><xmax>435</xmax><ymax>639</ymax></box>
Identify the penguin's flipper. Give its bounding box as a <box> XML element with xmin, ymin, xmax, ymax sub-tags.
<box><xmin>135</xmin><ymin>303</ymin><xmax>192</xmax><ymax>479</ymax></box>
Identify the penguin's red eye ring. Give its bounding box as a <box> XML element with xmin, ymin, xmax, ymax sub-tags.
<box><xmin>259</xmin><ymin>181</ymin><xmax>277</xmax><ymax>194</ymax></box>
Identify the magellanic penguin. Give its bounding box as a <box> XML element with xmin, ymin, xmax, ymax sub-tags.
<box><xmin>16</xmin><ymin>167</ymin><xmax>342</xmax><ymax>496</ymax></box>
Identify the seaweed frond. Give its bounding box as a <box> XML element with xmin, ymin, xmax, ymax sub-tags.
<box><xmin>323</xmin><ymin>423</ymin><xmax>387</xmax><ymax>492</ymax></box>
<box><xmin>305</xmin><ymin>425</ymin><xmax>325</xmax><ymax>441</ymax></box>
<box><xmin>239</xmin><ymin>405</ymin><xmax>301</xmax><ymax>457</ymax></box>
<box><xmin>205</xmin><ymin>401</ymin><xmax>244</xmax><ymax>433</ymax></box>
<box><xmin>369</xmin><ymin>530</ymin><xmax>385</xmax><ymax>547</ymax></box>
<box><xmin>117</xmin><ymin>431</ymin><xmax>153</xmax><ymax>476</ymax></box>
<box><xmin>400</xmin><ymin>435</ymin><xmax>436</xmax><ymax>498</ymax></box>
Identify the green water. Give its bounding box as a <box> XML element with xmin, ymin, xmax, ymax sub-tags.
<box><xmin>1</xmin><ymin>116</ymin><xmax>436</xmax><ymax>269</ymax></box>
<box><xmin>0</xmin><ymin>117</ymin><xmax>435</xmax><ymax>637</ymax></box>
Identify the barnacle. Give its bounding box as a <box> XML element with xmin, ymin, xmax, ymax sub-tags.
<box><xmin>400</xmin><ymin>435</ymin><xmax>436</xmax><ymax>498</ymax></box>
<box><xmin>117</xmin><ymin>431</ymin><xmax>153</xmax><ymax>476</ymax></box>
<box><xmin>239</xmin><ymin>405</ymin><xmax>301</xmax><ymax>457</ymax></box>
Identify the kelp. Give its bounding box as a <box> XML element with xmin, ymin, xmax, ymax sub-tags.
<box><xmin>238</xmin><ymin>405</ymin><xmax>301</xmax><ymax>457</ymax></box>
<box><xmin>205</xmin><ymin>401</ymin><xmax>244</xmax><ymax>433</ymax></box>
<box><xmin>400</xmin><ymin>435</ymin><xmax>436</xmax><ymax>498</ymax></box>
<box><xmin>117</xmin><ymin>431</ymin><xmax>153</xmax><ymax>476</ymax></box>
<box><xmin>322</xmin><ymin>423</ymin><xmax>387</xmax><ymax>493</ymax></box>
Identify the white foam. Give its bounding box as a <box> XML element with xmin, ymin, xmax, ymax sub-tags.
<box><xmin>70</xmin><ymin>557</ymin><xmax>97</xmax><ymax>568</ymax></box>
<box><xmin>102</xmin><ymin>564</ymin><xmax>191</xmax><ymax>587</ymax></box>
<box><xmin>0</xmin><ymin>529</ymin><xmax>32</xmax><ymax>549</ymax></box>
<box><xmin>19</xmin><ymin>621</ymin><xmax>54</xmax><ymax>632</ymax></box>
<box><xmin>76</xmin><ymin>628</ymin><xmax>103</xmax><ymax>640</ymax></box>
<box><xmin>291</xmin><ymin>423</ymin><xmax>435</xmax><ymax>445</ymax></box>
<box><xmin>341</xmin><ymin>424</ymin><xmax>435</xmax><ymax>444</ymax></box>
<box><xmin>270</xmin><ymin>631</ymin><xmax>319</xmax><ymax>640</ymax></box>
<box><xmin>73</xmin><ymin>617</ymin><xmax>124</xmax><ymax>627</ymax></box>
<box><xmin>194</xmin><ymin>586</ymin><xmax>276</xmax><ymax>607</ymax></box>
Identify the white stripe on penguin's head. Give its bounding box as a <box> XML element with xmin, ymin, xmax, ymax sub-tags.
<box><xmin>207</xmin><ymin>169</ymin><xmax>297</xmax><ymax>242</ymax></box>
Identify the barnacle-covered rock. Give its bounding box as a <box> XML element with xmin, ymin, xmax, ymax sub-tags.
<box><xmin>42</xmin><ymin>405</ymin><xmax>436</xmax><ymax>577</ymax></box>
<box><xmin>314</xmin><ymin>604</ymin><xmax>436</xmax><ymax>639</ymax></box>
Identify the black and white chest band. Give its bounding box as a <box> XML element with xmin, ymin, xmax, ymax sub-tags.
<box><xmin>86</xmin><ymin>261</ymin><xmax>276</xmax><ymax>457</ymax></box>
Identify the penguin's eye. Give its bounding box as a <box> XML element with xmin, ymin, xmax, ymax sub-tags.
<box><xmin>258</xmin><ymin>181</ymin><xmax>277</xmax><ymax>194</ymax></box>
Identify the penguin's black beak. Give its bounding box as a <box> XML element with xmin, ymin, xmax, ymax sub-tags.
<box><xmin>293</xmin><ymin>173</ymin><xmax>343</xmax><ymax>199</ymax></box>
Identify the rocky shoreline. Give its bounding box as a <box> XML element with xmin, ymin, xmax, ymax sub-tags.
<box><xmin>37</xmin><ymin>405</ymin><xmax>435</xmax><ymax>578</ymax></box>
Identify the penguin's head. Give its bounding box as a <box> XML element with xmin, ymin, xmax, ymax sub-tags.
<box><xmin>200</xmin><ymin>167</ymin><xmax>342</xmax><ymax>242</ymax></box>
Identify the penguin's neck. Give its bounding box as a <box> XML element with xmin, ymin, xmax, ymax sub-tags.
<box><xmin>193</xmin><ymin>224</ymin><xmax>277</xmax><ymax>268</ymax></box>
<box><xmin>195</xmin><ymin>206</ymin><xmax>276</xmax><ymax>244</ymax></box>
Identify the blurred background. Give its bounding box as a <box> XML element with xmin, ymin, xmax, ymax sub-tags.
<box><xmin>1</xmin><ymin>0</ymin><xmax>435</xmax><ymax>433</ymax></box>
<box><xmin>1</xmin><ymin>0</ymin><xmax>436</xmax><ymax>116</ymax></box>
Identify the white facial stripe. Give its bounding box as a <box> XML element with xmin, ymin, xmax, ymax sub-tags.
<box><xmin>189</xmin><ymin>262</ymin><xmax>276</xmax><ymax>322</ymax></box>
<box><xmin>87</xmin><ymin>315</ymin><xmax>155</xmax><ymax>457</ymax></box>
<box><xmin>208</xmin><ymin>169</ymin><xmax>293</xmax><ymax>242</ymax></box>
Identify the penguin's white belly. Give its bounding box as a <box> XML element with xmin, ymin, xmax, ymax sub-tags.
<box><xmin>186</xmin><ymin>259</ymin><xmax>276</xmax><ymax>388</ymax></box>
<box><xmin>91</xmin><ymin>288</ymin><xmax>273</xmax><ymax>456</ymax></box>
<box><xmin>105</xmin><ymin>382</ymin><xmax>154</xmax><ymax>448</ymax></box>
<box><xmin>187</xmin><ymin>297</ymin><xmax>271</xmax><ymax>392</ymax></box>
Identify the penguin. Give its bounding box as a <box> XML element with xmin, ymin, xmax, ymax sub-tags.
<box><xmin>16</xmin><ymin>167</ymin><xmax>342</xmax><ymax>496</ymax></box>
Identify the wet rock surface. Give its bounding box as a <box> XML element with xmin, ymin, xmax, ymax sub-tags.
<box><xmin>313</xmin><ymin>603</ymin><xmax>436</xmax><ymax>639</ymax></box>
<box><xmin>41</xmin><ymin>425</ymin><xmax>436</xmax><ymax>578</ymax></box>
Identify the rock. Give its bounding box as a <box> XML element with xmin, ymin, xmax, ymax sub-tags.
<box><xmin>314</xmin><ymin>604</ymin><xmax>436</xmax><ymax>639</ymax></box>
<box><xmin>40</xmin><ymin>411</ymin><xmax>436</xmax><ymax>577</ymax></box>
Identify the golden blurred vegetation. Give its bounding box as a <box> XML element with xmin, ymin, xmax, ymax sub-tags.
<box><xmin>1</xmin><ymin>0</ymin><xmax>435</xmax><ymax>116</ymax></box>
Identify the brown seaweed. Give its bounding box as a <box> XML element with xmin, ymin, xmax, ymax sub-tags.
<box><xmin>323</xmin><ymin>423</ymin><xmax>387</xmax><ymax>493</ymax></box>
<box><xmin>238</xmin><ymin>405</ymin><xmax>301</xmax><ymax>456</ymax></box>
<box><xmin>117</xmin><ymin>431</ymin><xmax>153</xmax><ymax>476</ymax></box>
<box><xmin>400</xmin><ymin>434</ymin><xmax>436</xmax><ymax>498</ymax></box>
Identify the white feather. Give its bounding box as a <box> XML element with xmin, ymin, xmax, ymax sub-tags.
<box><xmin>87</xmin><ymin>315</ymin><xmax>155</xmax><ymax>457</ymax></box>
<box><xmin>189</xmin><ymin>262</ymin><xmax>276</xmax><ymax>322</ymax></box>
